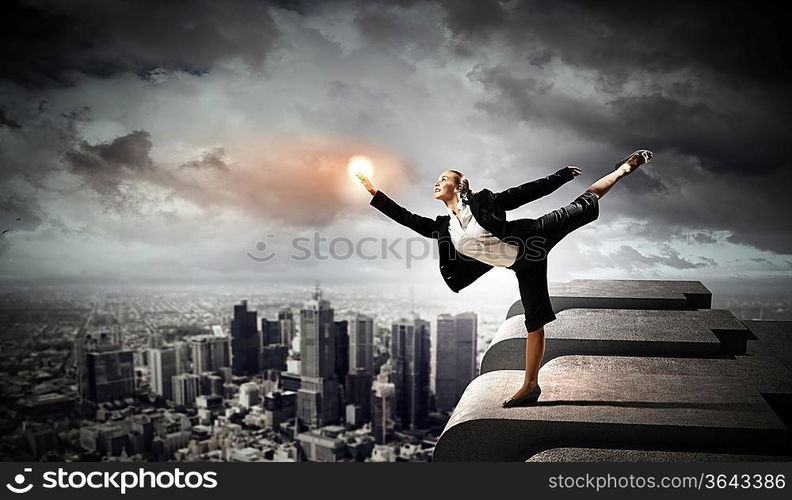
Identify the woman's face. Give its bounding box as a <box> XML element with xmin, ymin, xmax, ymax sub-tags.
<box><xmin>433</xmin><ymin>170</ymin><xmax>460</xmax><ymax>201</ymax></box>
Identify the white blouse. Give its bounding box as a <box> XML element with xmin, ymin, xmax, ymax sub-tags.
<box><xmin>446</xmin><ymin>194</ymin><xmax>519</xmax><ymax>268</ymax></box>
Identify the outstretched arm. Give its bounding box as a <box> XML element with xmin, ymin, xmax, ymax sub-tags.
<box><xmin>357</xmin><ymin>172</ymin><xmax>440</xmax><ymax>239</ymax></box>
<box><xmin>494</xmin><ymin>166</ymin><xmax>581</xmax><ymax>210</ymax></box>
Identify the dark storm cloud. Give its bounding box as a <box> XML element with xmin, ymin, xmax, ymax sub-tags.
<box><xmin>353</xmin><ymin>2</ymin><xmax>445</xmax><ymax>53</ymax></box>
<box><xmin>606</xmin><ymin>244</ymin><xmax>717</xmax><ymax>273</ymax></box>
<box><xmin>1</xmin><ymin>0</ymin><xmax>281</xmax><ymax>88</ymax></box>
<box><xmin>352</xmin><ymin>0</ymin><xmax>792</xmax><ymax>178</ymax></box>
<box><xmin>436</xmin><ymin>0</ymin><xmax>792</xmax><ymax>175</ymax></box>
<box><xmin>0</xmin><ymin>108</ymin><xmax>22</xmax><ymax>129</ymax></box>
<box><xmin>471</xmin><ymin>69</ymin><xmax>789</xmax><ymax>177</ymax></box>
<box><xmin>438</xmin><ymin>0</ymin><xmax>792</xmax><ymax>85</ymax></box>
<box><xmin>63</xmin><ymin>130</ymin><xmax>156</xmax><ymax>199</ymax></box>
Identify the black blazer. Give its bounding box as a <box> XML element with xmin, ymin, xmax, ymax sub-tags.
<box><xmin>369</xmin><ymin>168</ymin><xmax>575</xmax><ymax>292</ymax></box>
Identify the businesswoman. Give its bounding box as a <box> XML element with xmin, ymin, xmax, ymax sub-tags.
<box><xmin>357</xmin><ymin>150</ymin><xmax>653</xmax><ymax>407</ymax></box>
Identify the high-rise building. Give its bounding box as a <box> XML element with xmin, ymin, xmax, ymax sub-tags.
<box><xmin>349</xmin><ymin>314</ymin><xmax>374</xmax><ymax>374</ymax></box>
<box><xmin>149</xmin><ymin>347</ymin><xmax>177</xmax><ymax>400</ymax></box>
<box><xmin>85</xmin><ymin>350</ymin><xmax>135</xmax><ymax>403</ymax></box>
<box><xmin>334</xmin><ymin>320</ymin><xmax>349</xmax><ymax>381</ymax></box>
<box><xmin>191</xmin><ymin>338</ymin><xmax>208</xmax><ymax>375</ymax></box>
<box><xmin>260</xmin><ymin>345</ymin><xmax>288</xmax><ymax>372</ymax></box>
<box><xmin>278</xmin><ymin>308</ymin><xmax>296</xmax><ymax>347</ymax></box>
<box><xmin>391</xmin><ymin>316</ymin><xmax>431</xmax><ymax>430</ymax></box>
<box><xmin>173</xmin><ymin>341</ymin><xmax>190</xmax><ymax>375</ymax></box>
<box><xmin>434</xmin><ymin>312</ymin><xmax>478</xmax><ymax>412</ymax></box>
<box><xmin>261</xmin><ymin>319</ymin><xmax>281</xmax><ymax>346</ymax></box>
<box><xmin>172</xmin><ymin>373</ymin><xmax>200</xmax><ymax>407</ymax></box>
<box><xmin>264</xmin><ymin>391</ymin><xmax>297</xmax><ymax>430</ymax></box>
<box><xmin>345</xmin><ymin>371</ymin><xmax>372</xmax><ymax>422</ymax></box>
<box><xmin>189</xmin><ymin>335</ymin><xmax>229</xmax><ymax>374</ymax></box>
<box><xmin>230</xmin><ymin>300</ymin><xmax>259</xmax><ymax>375</ymax></box>
<box><xmin>343</xmin><ymin>312</ymin><xmax>374</xmax><ymax>424</ymax></box>
<box><xmin>371</xmin><ymin>362</ymin><xmax>396</xmax><ymax>444</ymax></box>
<box><xmin>75</xmin><ymin>331</ymin><xmax>120</xmax><ymax>402</ymax></box>
<box><xmin>297</xmin><ymin>284</ymin><xmax>340</xmax><ymax>428</ymax></box>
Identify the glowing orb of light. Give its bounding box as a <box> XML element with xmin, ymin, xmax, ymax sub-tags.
<box><xmin>347</xmin><ymin>155</ymin><xmax>374</xmax><ymax>180</ymax></box>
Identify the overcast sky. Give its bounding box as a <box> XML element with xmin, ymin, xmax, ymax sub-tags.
<box><xmin>1</xmin><ymin>0</ymin><xmax>790</xmax><ymax>300</ymax></box>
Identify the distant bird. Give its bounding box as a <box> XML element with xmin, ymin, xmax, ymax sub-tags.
<box><xmin>2</xmin><ymin>229</ymin><xmax>8</xmax><ymax>234</ymax></box>
<box><xmin>16</xmin><ymin>217</ymin><xmax>21</xmax><ymax>221</ymax></box>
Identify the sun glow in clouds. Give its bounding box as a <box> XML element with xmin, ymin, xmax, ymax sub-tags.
<box><xmin>347</xmin><ymin>155</ymin><xmax>374</xmax><ymax>180</ymax></box>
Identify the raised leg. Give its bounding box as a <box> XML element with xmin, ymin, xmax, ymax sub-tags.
<box><xmin>587</xmin><ymin>163</ymin><xmax>630</xmax><ymax>199</ymax></box>
<box><xmin>587</xmin><ymin>150</ymin><xmax>652</xmax><ymax>199</ymax></box>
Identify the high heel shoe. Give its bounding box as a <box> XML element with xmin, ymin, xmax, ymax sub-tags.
<box><xmin>613</xmin><ymin>149</ymin><xmax>653</xmax><ymax>172</ymax></box>
<box><xmin>501</xmin><ymin>384</ymin><xmax>541</xmax><ymax>408</ymax></box>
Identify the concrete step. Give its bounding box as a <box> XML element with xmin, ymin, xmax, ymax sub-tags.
<box><xmin>507</xmin><ymin>279</ymin><xmax>712</xmax><ymax>319</ymax></box>
<box><xmin>481</xmin><ymin>309</ymin><xmax>748</xmax><ymax>374</ymax></box>
<box><xmin>433</xmin><ymin>356</ymin><xmax>789</xmax><ymax>462</ymax></box>
<box><xmin>526</xmin><ymin>447</ymin><xmax>790</xmax><ymax>462</ymax></box>
<box><xmin>743</xmin><ymin>320</ymin><xmax>792</xmax><ymax>371</ymax></box>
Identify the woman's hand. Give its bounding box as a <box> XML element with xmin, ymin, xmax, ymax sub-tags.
<box><xmin>356</xmin><ymin>172</ymin><xmax>377</xmax><ymax>196</ymax></box>
<box><xmin>558</xmin><ymin>166</ymin><xmax>582</xmax><ymax>177</ymax></box>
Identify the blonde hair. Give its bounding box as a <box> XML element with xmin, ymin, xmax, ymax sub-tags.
<box><xmin>448</xmin><ymin>169</ymin><xmax>472</xmax><ymax>203</ymax></box>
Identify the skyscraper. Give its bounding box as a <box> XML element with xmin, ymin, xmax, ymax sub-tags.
<box><xmin>334</xmin><ymin>319</ymin><xmax>349</xmax><ymax>381</ymax></box>
<box><xmin>172</xmin><ymin>341</ymin><xmax>190</xmax><ymax>375</ymax></box>
<box><xmin>261</xmin><ymin>318</ymin><xmax>281</xmax><ymax>346</ymax></box>
<box><xmin>371</xmin><ymin>362</ymin><xmax>396</xmax><ymax>444</ymax></box>
<box><xmin>172</xmin><ymin>373</ymin><xmax>200</xmax><ymax>407</ymax></box>
<box><xmin>260</xmin><ymin>345</ymin><xmax>289</xmax><ymax>372</ymax></box>
<box><xmin>346</xmin><ymin>314</ymin><xmax>374</xmax><ymax>422</ymax></box>
<box><xmin>76</xmin><ymin>331</ymin><xmax>120</xmax><ymax>403</ymax></box>
<box><xmin>230</xmin><ymin>300</ymin><xmax>259</xmax><ymax>375</ymax></box>
<box><xmin>349</xmin><ymin>314</ymin><xmax>374</xmax><ymax>374</ymax></box>
<box><xmin>85</xmin><ymin>350</ymin><xmax>135</xmax><ymax>403</ymax></box>
<box><xmin>278</xmin><ymin>308</ymin><xmax>296</xmax><ymax>347</ymax></box>
<box><xmin>149</xmin><ymin>347</ymin><xmax>177</xmax><ymax>400</ymax></box>
<box><xmin>189</xmin><ymin>335</ymin><xmax>229</xmax><ymax>374</ymax></box>
<box><xmin>297</xmin><ymin>284</ymin><xmax>340</xmax><ymax>428</ymax></box>
<box><xmin>391</xmin><ymin>316</ymin><xmax>431</xmax><ymax>430</ymax></box>
<box><xmin>264</xmin><ymin>391</ymin><xmax>297</xmax><ymax>430</ymax></box>
<box><xmin>434</xmin><ymin>312</ymin><xmax>478</xmax><ymax>412</ymax></box>
<box><xmin>345</xmin><ymin>371</ymin><xmax>372</xmax><ymax>423</ymax></box>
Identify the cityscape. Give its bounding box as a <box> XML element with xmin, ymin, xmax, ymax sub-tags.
<box><xmin>0</xmin><ymin>283</ymin><xmax>495</xmax><ymax>462</ymax></box>
<box><xmin>0</xmin><ymin>281</ymin><xmax>788</xmax><ymax>463</ymax></box>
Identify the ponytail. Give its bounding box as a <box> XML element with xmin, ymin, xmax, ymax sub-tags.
<box><xmin>449</xmin><ymin>169</ymin><xmax>472</xmax><ymax>203</ymax></box>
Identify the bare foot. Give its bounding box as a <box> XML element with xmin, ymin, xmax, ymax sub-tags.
<box><xmin>620</xmin><ymin>149</ymin><xmax>653</xmax><ymax>174</ymax></box>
